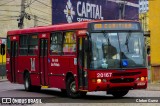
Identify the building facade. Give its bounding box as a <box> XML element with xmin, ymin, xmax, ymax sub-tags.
<box><xmin>139</xmin><ymin>0</ymin><xmax>150</xmax><ymax>57</ymax></box>
<box><xmin>149</xmin><ymin>0</ymin><xmax>160</xmax><ymax>83</ymax></box>
<box><xmin>139</xmin><ymin>0</ymin><xmax>149</xmax><ymax>31</ymax></box>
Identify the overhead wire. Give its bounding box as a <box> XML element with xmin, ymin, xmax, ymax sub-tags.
<box><xmin>29</xmin><ymin>6</ymin><xmax>52</xmax><ymax>16</ymax></box>
<box><xmin>25</xmin><ymin>0</ymin><xmax>38</xmax><ymax>8</ymax></box>
<box><xmin>30</xmin><ymin>17</ymin><xmax>50</xmax><ymax>24</ymax></box>
<box><xmin>27</xmin><ymin>0</ymin><xmax>34</xmax><ymax>16</ymax></box>
<box><xmin>0</xmin><ymin>5</ymin><xmax>21</xmax><ymax>6</ymax></box>
<box><xmin>0</xmin><ymin>0</ymin><xmax>51</xmax><ymax>25</ymax></box>
<box><xmin>27</xmin><ymin>13</ymin><xmax>51</xmax><ymax>22</ymax></box>
<box><xmin>33</xmin><ymin>16</ymin><xmax>51</xmax><ymax>22</ymax></box>
<box><xmin>0</xmin><ymin>10</ymin><xmax>20</xmax><ymax>13</ymax></box>
<box><xmin>35</xmin><ymin>0</ymin><xmax>52</xmax><ymax>8</ymax></box>
<box><xmin>0</xmin><ymin>19</ymin><xmax>16</xmax><ymax>21</ymax></box>
<box><xmin>36</xmin><ymin>20</ymin><xmax>50</xmax><ymax>25</ymax></box>
<box><xmin>0</xmin><ymin>14</ymin><xmax>19</xmax><ymax>17</ymax></box>
<box><xmin>26</xmin><ymin>0</ymin><xmax>52</xmax><ymax>19</ymax></box>
<box><xmin>0</xmin><ymin>15</ymin><xmax>18</xmax><ymax>21</ymax></box>
<box><xmin>23</xmin><ymin>0</ymin><xmax>51</xmax><ymax>25</ymax></box>
<box><xmin>0</xmin><ymin>0</ymin><xmax>16</xmax><ymax>6</ymax></box>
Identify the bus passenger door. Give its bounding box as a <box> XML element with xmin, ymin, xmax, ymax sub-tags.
<box><xmin>40</xmin><ymin>39</ymin><xmax>49</xmax><ymax>86</ymax></box>
<box><xmin>78</xmin><ymin>37</ymin><xmax>88</xmax><ymax>89</ymax></box>
<box><xmin>10</xmin><ymin>41</ymin><xmax>18</xmax><ymax>83</ymax></box>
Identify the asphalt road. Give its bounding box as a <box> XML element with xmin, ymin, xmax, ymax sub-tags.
<box><xmin>0</xmin><ymin>81</ymin><xmax>160</xmax><ymax>104</ymax></box>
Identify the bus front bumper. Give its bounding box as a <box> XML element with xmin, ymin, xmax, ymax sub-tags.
<box><xmin>88</xmin><ymin>81</ymin><xmax>147</xmax><ymax>91</ymax></box>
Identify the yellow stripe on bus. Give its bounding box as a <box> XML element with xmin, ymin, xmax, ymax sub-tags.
<box><xmin>41</xmin><ymin>86</ymin><xmax>49</xmax><ymax>88</ymax></box>
<box><xmin>79</xmin><ymin>90</ymin><xmax>88</xmax><ymax>92</ymax></box>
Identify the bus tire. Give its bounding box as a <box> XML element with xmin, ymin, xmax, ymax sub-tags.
<box><xmin>24</xmin><ymin>73</ymin><xmax>33</xmax><ymax>91</ymax></box>
<box><xmin>66</xmin><ymin>77</ymin><xmax>81</xmax><ymax>98</ymax></box>
<box><xmin>80</xmin><ymin>91</ymin><xmax>87</xmax><ymax>97</ymax></box>
<box><xmin>32</xmin><ymin>86</ymin><xmax>41</xmax><ymax>91</ymax></box>
<box><xmin>61</xmin><ymin>89</ymin><xmax>67</xmax><ymax>96</ymax></box>
<box><xmin>111</xmin><ymin>90</ymin><xmax>129</xmax><ymax>98</ymax></box>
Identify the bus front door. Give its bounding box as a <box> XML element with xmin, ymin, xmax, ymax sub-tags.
<box><xmin>40</xmin><ymin>39</ymin><xmax>49</xmax><ymax>86</ymax></box>
<box><xmin>10</xmin><ymin>41</ymin><xmax>18</xmax><ymax>83</ymax></box>
<box><xmin>78</xmin><ymin>37</ymin><xmax>88</xmax><ymax>89</ymax></box>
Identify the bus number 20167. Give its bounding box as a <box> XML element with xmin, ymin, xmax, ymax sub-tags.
<box><xmin>97</xmin><ymin>73</ymin><xmax>112</xmax><ymax>78</ymax></box>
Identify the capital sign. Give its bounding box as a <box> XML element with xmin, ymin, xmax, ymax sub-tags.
<box><xmin>64</xmin><ymin>0</ymin><xmax>104</xmax><ymax>23</ymax></box>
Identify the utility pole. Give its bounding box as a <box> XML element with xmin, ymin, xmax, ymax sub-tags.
<box><xmin>18</xmin><ymin>0</ymin><xmax>38</xmax><ymax>28</ymax></box>
<box><xmin>18</xmin><ymin>0</ymin><xmax>26</xmax><ymax>29</ymax></box>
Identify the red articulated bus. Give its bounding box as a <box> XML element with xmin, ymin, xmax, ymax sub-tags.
<box><xmin>6</xmin><ymin>20</ymin><xmax>147</xmax><ymax>98</ymax></box>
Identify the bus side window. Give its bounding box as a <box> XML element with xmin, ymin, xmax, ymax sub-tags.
<box><xmin>50</xmin><ymin>32</ymin><xmax>63</xmax><ymax>55</ymax></box>
<box><xmin>28</xmin><ymin>35</ymin><xmax>38</xmax><ymax>56</ymax></box>
<box><xmin>19</xmin><ymin>35</ymin><xmax>28</xmax><ymax>56</ymax></box>
<box><xmin>63</xmin><ymin>31</ymin><xmax>76</xmax><ymax>55</ymax></box>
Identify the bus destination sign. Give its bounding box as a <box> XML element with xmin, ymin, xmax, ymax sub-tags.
<box><xmin>93</xmin><ymin>22</ymin><xmax>140</xmax><ymax>31</ymax></box>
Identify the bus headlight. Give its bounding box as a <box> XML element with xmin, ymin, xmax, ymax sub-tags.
<box><xmin>97</xmin><ymin>79</ymin><xmax>102</xmax><ymax>83</ymax></box>
<box><xmin>141</xmin><ymin>77</ymin><xmax>145</xmax><ymax>81</ymax></box>
<box><xmin>136</xmin><ymin>77</ymin><xmax>146</xmax><ymax>81</ymax></box>
<box><xmin>92</xmin><ymin>79</ymin><xmax>107</xmax><ymax>83</ymax></box>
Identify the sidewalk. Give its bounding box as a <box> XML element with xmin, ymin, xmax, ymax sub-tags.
<box><xmin>0</xmin><ymin>76</ymin><xmax>7</xmax><ymax>82</ymax></box>
<box><xmin>147</xmin><ymin>83</ymin><xmax>160</xmax><ymax>91</ymax></box>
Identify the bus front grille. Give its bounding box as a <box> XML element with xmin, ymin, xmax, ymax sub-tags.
<box><xmin>110</xmin><ymin>78</ymin><xmax>134</xmax><ymax>83</ymax></box>
<box><xmin>112</xmin><ymin>72</ymin><xmax>141</xmax><ymax>76</ymax></box>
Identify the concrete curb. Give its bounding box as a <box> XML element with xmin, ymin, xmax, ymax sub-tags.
<box><xmin>0</xmin><ymin>79</ymin><xmax>8</xmax><ymax>82</ymax></box>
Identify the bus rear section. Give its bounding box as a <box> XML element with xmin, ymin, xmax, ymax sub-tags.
<box><xmin>6</xmin><ymin>20</ymin><xmax>147</xmax><ymax>98</ymax></box>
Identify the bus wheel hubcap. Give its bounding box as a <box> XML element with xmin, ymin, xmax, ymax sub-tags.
<box><xmin>70</xmin><ymin>81</ymin><xmax>76</xmax><ymax>93</ymax></box>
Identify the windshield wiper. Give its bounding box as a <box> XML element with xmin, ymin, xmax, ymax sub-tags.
<box><xmin>102</xmin><ymin>31</ymin><xmax>111</xmax><ymax>45</ymax></box>
<box><xmin>125</xmin><ymin>31</ymin><xmax>131</xmax><ymax>52</ymax></box>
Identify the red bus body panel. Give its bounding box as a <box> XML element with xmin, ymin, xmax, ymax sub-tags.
<box><xmin>48</xmin><ymin>56</ymin><xmax>77</xmax><ymax>89</ymax></box>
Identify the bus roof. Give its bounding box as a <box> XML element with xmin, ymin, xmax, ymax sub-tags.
<box><xmin>7</xmin><ymin>20</ymin><xmax>139</xmax><ymax>35</ymax></box>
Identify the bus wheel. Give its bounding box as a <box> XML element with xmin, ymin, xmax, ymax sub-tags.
<box><xmin>61</xmin><ymin>89</ymin><xmax>67</xmax><ymax>96</ymax></box>
<box><xmin>111</xmin><ymin>90</ymin><xmax>129</xmax><ymax>98</ymax></box>
<box><xmin>66</xmin><ymin>77</ymin><xmax>80</xmax><ymax>98</ymax></box>
<box><xmin>24</xmin><ymin>73</ymin><xmax>32</xmax><ymax>91</ymax></box>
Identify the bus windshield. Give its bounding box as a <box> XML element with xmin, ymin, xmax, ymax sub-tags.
<box><xmin>90</xmin><ymin>32</ymin><xmax>146</xmax><ymax>69</ymax></box>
